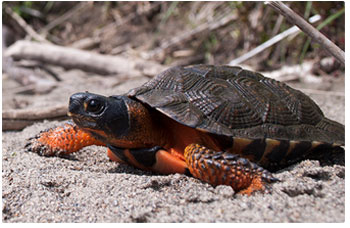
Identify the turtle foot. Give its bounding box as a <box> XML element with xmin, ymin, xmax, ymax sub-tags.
<box><xmin>184</xmin><ymin>143</ymin><xmax>278</xmax><ymax>195</ymax></box>
<box><xmin>25</xmin><ymin>122</ymin><xmax>104</xmax><ymax>156</ymax></box>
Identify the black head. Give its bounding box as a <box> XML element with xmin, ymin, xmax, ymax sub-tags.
<box><xmin>68</xmin><ymin>92</ymin><xmax>130</xmax><ymax>137</ymax></box>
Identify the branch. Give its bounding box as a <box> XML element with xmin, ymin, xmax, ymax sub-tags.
<box><xmin>4</xmin><ymin>6</ymin><xmax>50</xmax><ymax>43</ymax></box>
<box><xmin>228</xmin><ymin>14</ymin><xmax>321</xmax><ymax>66</ymax></box>
<box><xmin>40</xmin><ymin>2</ymin><xmax>90</xmax><ymax>36</ymax></box>
<box><xmin>2</xmin><ymin>104</ymin><xmax>68</xmax><ymax>130</ymax></box>
<box><xmin>5</xmin><ymin>40</ymin><xmax>165</xmax><ymax>77</ymax></box>
<box><xmin>265</xmin><ymin>1</ymin><xmax>345</xmax><ymax>66</ymax></box>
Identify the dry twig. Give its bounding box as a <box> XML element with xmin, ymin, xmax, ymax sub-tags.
<box><xmin>40</xmin><ymin>2</ymin><xmax>91</xmax><ymax>36</ymax></box>
<box><xmin>265</xmin><ymin>1</ymin><xmax>345</xmax><ymax>66</ymax></box>
<box><xmin>2</xmin><ymin>64</ymin><xmax>57</xmax><ymax>94</ymax></box>
<box><xmin>4</xmin><ymin>6</ymin><xmax>50</xmax><ymax>43</ymax></box>
<box><xmin>5</xmin><ymin>40</ymin><xmax>165</xmax><ymax>77</ymax></box>
<box><xmin>3</xmin><ymin>104</ymin><xmax>68</xmax><ymax>130</ymax></box>
<box><xmin>69</xmin><ymin>37</ymin><xmax>101</xmax><ymax>50</ymax></box>
<box><xmin>228</xmin><ymin>14</ymin><xmax>321</xmax><ymax>65</ymax></box>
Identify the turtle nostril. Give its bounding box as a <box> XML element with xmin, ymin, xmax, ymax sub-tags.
<box><xmin>68</xmin><ymin>100</ymin><xmax>82</xmax><ymax>114</ymax></box>
<box><xmin>69</xmin><ymin>93</ymin><xmax>87</xmax><ymax>114</ymax></box>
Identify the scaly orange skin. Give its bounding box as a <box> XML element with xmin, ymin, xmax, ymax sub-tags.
<box><xmin>184</xmin><ymin>144</ymin><xmax>270</xmax><ymax>194</ymax></box>
<box><xmin>27</xmin><ymin>123</ymin><xmax>105</xmax><ymax>156</ymax></box>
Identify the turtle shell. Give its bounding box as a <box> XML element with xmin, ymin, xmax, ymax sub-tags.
<box><xmin>128</xmin><ymin>65</ymin><xmax>344</xmax><ymax>145</ymax></box>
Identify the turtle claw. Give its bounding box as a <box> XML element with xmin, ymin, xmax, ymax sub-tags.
<box><xmin>263</xmin><ymin>175</ymin><xmax>280</xmax><ymax>183</ymax></box>
<box><xmin>260</xmin><ymin>168</ymin><xmax>280</xmax><ymax>183</ymax></box>
<box><xmin>25</xmin><ymin>133</ymin><xmax>59</xmax><ymax>156</ymax></box>
<box><xmin>24</xmin><ymin>142</ymin><xmax>32</xmax><ymax>150</ymax></box>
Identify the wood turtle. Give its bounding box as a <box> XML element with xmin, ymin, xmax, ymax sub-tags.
<box><xmin>26</xmin><ymin>65</ymin><xmax>345</xmax><ymax>195</ymax></box>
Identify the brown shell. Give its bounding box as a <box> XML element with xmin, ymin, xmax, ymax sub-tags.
<box><xmin>128</xmin><ymin>65</ymin><xmax>344</xmax><ymax>145</ymax></box>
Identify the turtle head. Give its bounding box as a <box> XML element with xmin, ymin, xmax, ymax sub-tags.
<box><xmin>68</xmin><ymin>92</ymin><xmax>130</xmax><ymax>138</ymax></box>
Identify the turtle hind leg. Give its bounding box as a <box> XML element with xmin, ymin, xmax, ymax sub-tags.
<box><xmin>184</xmin><ymin>143</ymin><xmax>279</xmax><ymax>195</ymax></box>
<box><xmin>25</xmin><ymin>122</ymin><xmax>105</xmax><ymax>156</ymax></box>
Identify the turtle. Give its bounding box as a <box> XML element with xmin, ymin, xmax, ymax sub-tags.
<box><xmin>26</xmin><ymin>65</ymin><xmax>345</xmax><ymax>195</ymax></box>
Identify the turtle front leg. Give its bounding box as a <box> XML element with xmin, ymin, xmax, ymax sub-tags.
<box><xmin>26</xmin><ymin>122</ymin><xmax>105</xmax><ymax>156</ymax></box>
<box><xmin>184</xmin><ymin>144</ymin><xmax>279</xmax><ymax>195</ymax></box>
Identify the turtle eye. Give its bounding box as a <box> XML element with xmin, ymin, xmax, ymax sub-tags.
<box><xmin>86</xmin><ymin>99</ymin><xmax>104</xmax><ymax>114</ymax></box>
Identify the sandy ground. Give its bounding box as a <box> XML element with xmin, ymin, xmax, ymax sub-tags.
<box><xmin>2</xmin><ymin>68</ymin><xmax>345</xmax><ymax>222</ymax></box>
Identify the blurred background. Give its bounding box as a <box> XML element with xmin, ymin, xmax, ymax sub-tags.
<box><xmin>3</xmin><ymin>1</ymin><xmax>344</xmax><ymax>70</ymax></box>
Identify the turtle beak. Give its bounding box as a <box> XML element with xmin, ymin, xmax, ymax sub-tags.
<box><xmin>68</xmin><ymin>93</ymin><xmax>86</xmax><ymax>115</ymax></box>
